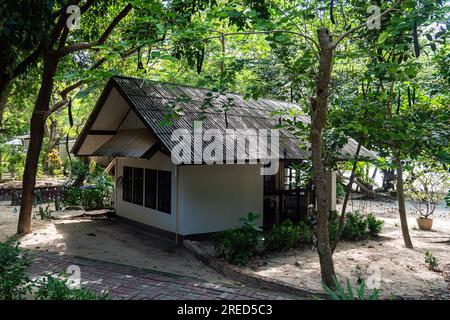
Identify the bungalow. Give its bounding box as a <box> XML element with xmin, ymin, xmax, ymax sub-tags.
<box><xmin>72</xmin><ymin>76</ymin><xmax>375</xmax><ymax>242</ymax></box>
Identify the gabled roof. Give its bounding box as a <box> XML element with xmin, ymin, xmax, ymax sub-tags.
<box><xmin>73</xmin><ymin>76</ymin><xmax>376</xmax><ymax>161</ymax></box>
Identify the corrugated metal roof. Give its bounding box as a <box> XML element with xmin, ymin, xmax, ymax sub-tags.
<box><xmin>110</xmin><ymin>76</ymin><xmax>376</xmax><ymax>161</ymax></box>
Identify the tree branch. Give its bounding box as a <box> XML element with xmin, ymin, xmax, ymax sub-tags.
<box><xmin>331</xmin><ymin>0</ymin><xmax>403</xmax><ymax>49</ymax></box>
<box><xmin>53</xmin><ymin>3</ymin><xmax>133</xmax><ymax>57</ymax></box>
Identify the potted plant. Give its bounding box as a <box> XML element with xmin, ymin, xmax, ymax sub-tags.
<box><xmin>406</xmin><ymin>167</ymin><xmax>449</xmax><ymax>231</ymax></box>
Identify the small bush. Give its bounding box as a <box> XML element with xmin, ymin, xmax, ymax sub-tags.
<box><xmin>328</xmin><ymin>211</ymin><xmax>339</xmax><ymax>241</ymax></box>
<box><xmin>425</xmin><ymin>250</ymin><xmax>439</xmax><ymax>270</ymax></box>
<box><xmin>342</xmin><ymin>211</ymin><xmax>369</xmax><ymax>240</ymax></box>
<box><xmin>322</xmin><ymin>276</ymin><xmax>380</xmax><ymax>300</ymax></box>
<box><xmin>35</xmin><ymin>274</ymin><xmax>108</xmax><ymax>300</ymax></box>
<box><xmin>265</xmin><ymin>220</ymin><xmax>301</xmax><ymax>252</ymax></box>
<box><xmin>213</xmin><ymin>212</ymin><xmax>263</xmax><ymax>265</ymax></box>
<box><xmin>366</xmin><ymin>213</ymin><xmax>384</xmax><ymax>236</ymax></box>
<box><xmin>0</xmin><ymin>238</ymin><xmax>33</xmax><ymax>300</ymax></box>
<box><xmin>336</xmin><ymin>183</ymin><xmax>345</xmax><ymax>199</ymax></box>
<box><xmin>63</xmin><ymin>186</ymin><xmax>82</xmax><ymax>206</ymax></box>
<box><xmin>297</xmin><ymin>220</ymin><xmax>314</xmax><ymax>243</ymax></box>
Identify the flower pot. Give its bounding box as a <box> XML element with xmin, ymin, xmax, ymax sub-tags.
<box><xmin>417</xmin><ymin>217</ymin><xmax>433</xmax><ymax>231</ymax></box>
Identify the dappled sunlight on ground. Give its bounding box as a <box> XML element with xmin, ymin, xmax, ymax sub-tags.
<box><xmin>0</xmin><ymin>201</ymin><xmax>231</xmax><ymax>285</ymax></box>
<box><xmin>244</xmin><ymin>199</ymin><xmax>449</xmax><ymax>298</ymax></box>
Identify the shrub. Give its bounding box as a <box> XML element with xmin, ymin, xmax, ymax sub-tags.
<box><xmin>342</xmin><ymin>211</ymin><xmax>369</xmax><ymax>240</ymax></box>
<box><xmin>35</xmin><ymin>274</ymin><xmax>108</xmax><ymax>300</ymax></box>
<box><xmin>425</xmin><ymin>250</ymin><xmax>439</xmax><ymax>270</ymax></box>
<box><xmin>297</xmin><ymin>220</ymin><xmax>314</xmax><ymax>243</ymax></box>
<box><xmin>366</xmin><ymin>213</ymin><xmax>384</xmax><ymax>236</ymax></box>
<box><xmin>213</xmin><ymin>212</ymin><xmax>263</xmax><ymax>265</ymax></box>
<box><xmin>322</xmin><ymin>276</ymin><xmax>380</xmax><ymax>300</ymax></box>
<box><xmin>328</xmin><ymin>211</ymin><xmax>339</xmax><ymax>241</ymax></box>
<box><xmin>336</xmin><ymin>183</ymin><xmax>345</xmax><ymax>199</ymax></box>
<box><xmin>265</xmin><ymin>220</ymin><xmax>301</xmax><ymax>252</ymax></box>
<box><xmin>0</xmin><ymin>238</ymin><xmax>33</xmax><ymax>300</ymax></box>
<box><xmin>63</xmin><ymin>186</ymin><xmax>83</xmax><ymax>206</ymax></box>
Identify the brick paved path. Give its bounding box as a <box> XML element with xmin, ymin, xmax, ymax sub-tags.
<box><xmin>28</xmin><ymin>251</ymin><xmax>291</xmax><ymax>300</ymax></box>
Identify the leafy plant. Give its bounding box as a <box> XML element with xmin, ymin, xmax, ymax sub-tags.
<box><xmin>328</xmin><ymin>211</ymin><xmax>339</xmax><ymax>242</ymax></box>
<box><xmin>322</xmin><ymin>276</ymin><xmax>380</xmax><ymax>300</ymax></box>
<box><xmin>342</xmin><ymin>211</ymin><xmax>369</xmax><ymax>240</ymax></box>
<box><xmin>35</xmin><ymin>273</ymin><xmax>108</xmax><ymax>300</ymax></box>
<box><xmin>213</xmin><ymin>212</ymin><xmax>263</xmax><ymax>265</ymax></box>
<box><xmin>336</xmin><ymin>183</ymin><xmax>345</xmax><ymax>199</ymax></box>
<box><xmin>0</xmin><ymin>238</ymin><xmax>33</xmax><ymax>300</ymax></box>
<box><xmin>38</xmin><ymin>204</ymin><xmax>53</xmax><ymax>220</ymax></box>
<box><xmin>264</xmin><ymin>220</ymin><xmax>301</xmax><ymax>252</ymax></box>
<box><xmin>366</xmin><ymin>213</ymin><xmax>384</xmax><ymax>237</ymax></box>
<box><xmin>425</xmin><ymin>250</ymin><xmax>439</xmax><ymax>271</ymax></box>
<box><xmin>63</xmin><ymin>186</ymin><xmax>82</xmax><ymax>206</ymax></box>
<box><xmin>297</xmin><ymin>220</ymin><xmax>314</xmax><ymax>243</ymax></box>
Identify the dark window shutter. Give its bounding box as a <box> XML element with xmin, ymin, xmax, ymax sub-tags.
<box><xmin>144</xmin><ymin>169</ymin><xmax>157</xmax><ymax>209</ymax></box>
<box><xmin>157</xmin><ymin>170</ymin><xmax>171</xmax><ymax>214</ymax></box>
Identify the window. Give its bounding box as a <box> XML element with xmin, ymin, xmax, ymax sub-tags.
<box><xmin>157</xmin><ymin>170</ymin><xmax>171</xmax><ymax>214</ymax></box>
<box><xmin>123</xmin><ymin>166</ymin><xmax>133</xmax><ymax>202</ymax></box>
<box><xmin>144</xmin><ymin>169</ymin><xmax>157</xmax><ymax>209</ymax></box>
<box><xmin>122</xmin><ymin>166</ymin><xmax>171</xmax><ymax>214</ymax></box>
<box><xmin>284</xmin><ymin>166</ymin><xmax>297</xmax><ymax>190</ymax></box>
<box><xmin>133</xmin><ymin>168</ymin><xmax>144</xmax><ymax>205</ymax></box>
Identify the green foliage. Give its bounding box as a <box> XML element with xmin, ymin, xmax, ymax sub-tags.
<box><xmin>213</xmin><ymin>212</ymin><xmax>263</xmax><ymax>265</ymax></box>
<box><xmin>336</xmin><ymin>183</ymin><xmax>345</xmax><ymax>199</ymax></box>
<box><xmin>38</xmin><ymin>204</ymin><xmax>52</xmax><ymax>220</ymax></box>
<box><xmin>424</xmin><ymin>250</ymin><xmax>439</xmax><ymax>270</ymax></box>
<box><xmin>0</xmin><ymin>238</ymin><xmax>32</xmax><ymax>300</ymax></box>
<box><xmin>342</xmin><ymin>211</ymin><xmax>370</xmax><ymax>240</ymax></box>
<box><xmin>297</xmin><ymin>220</ymin><xmax>314</xmax><ymax>243</ymax></box>
<box><xmin>64</xmin><ymin>160</ymin><xmax>113</xmax><ymax>210</ymax></box>
<box><xmin>322</xmin><ymin>276</ymin><xmax>380</xmax><ymax>300</ymax></box>
<box><xmin>35</xmin><ymin>274</ymin><xmax>108</xmax><ymax>300</ymax></box>
<box><xmin>366</xmin><ymin>213</ymin><xmax>384</xmax><ymax>236</ymax></box>
<box><xmin>3</xmin><ymin>145</ymin><xmax>26</xmax><ymax>179</ymax></box>
<box><xmin>63</xmin><ymin>186</ymin><xmax>83</xmax><ymax>206</ymax></box>
<box><xmin>330</xmin><ymin>211</ymin><xmax>384</xmax><ymax>241</ymax></box>
<box><xmin>264</xmin><ymin>220</ymin><xmax>301</xmax><ymax>252</ymax></box>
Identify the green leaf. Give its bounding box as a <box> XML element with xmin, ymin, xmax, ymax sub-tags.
<box><xmin>275</xmin><ymin>34</ymin><xmax>289</xmax><ymax>42</ymax></box>
<box><xmin>378</xmin><ymin>31</ymin><xmax>389</xmax><ymax>44</ymax></box>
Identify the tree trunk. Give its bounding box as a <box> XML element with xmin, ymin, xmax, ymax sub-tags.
<box><xmin>17</xmin><ymin>54</ymin><xmax>58</xmax><ymax>234</ymax></box>
<box><xmin>394</xmin><ymin>149</ymin><xmax>413</xmax><ymax>249</ymax></box>
<box><xmin>331</xmin><ymin>139</ymin><xmax>362</xmax><ymax>253</ymax></box>
<box><xmin>42</xmin><ymin>117</ymin><xmax>59</xmax><ymax>173</ymax></box>
<box><xmin>311</xmin><ymin>28</ymin><xmax>335</xmax><ymax>287</ymax></box>
<box><xmin>0</xmin><ymin>83</ymin><xmax>11</xmax><ymax>181</ymax></box>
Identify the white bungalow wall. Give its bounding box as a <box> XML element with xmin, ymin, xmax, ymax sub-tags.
<box><xmin>178</xmin><ymin>164</ymin><xmax>264</xmax><ymax>235</ymax></box>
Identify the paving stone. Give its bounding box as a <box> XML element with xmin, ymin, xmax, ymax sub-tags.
<box><xmin>28</xmin><ymin>251</ymin><xmax>291</xmax><ymax>300</ymax></box>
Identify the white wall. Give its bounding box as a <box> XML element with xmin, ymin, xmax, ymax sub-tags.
<box><xmin>179</xmin><ymin>164</ymin><xmax>263</xmax><ymax>235</ymax></box>
<box><xmin>115</xmin><ymin>154</ymin><xmax>177</xmax><ymax>233</ymax></box>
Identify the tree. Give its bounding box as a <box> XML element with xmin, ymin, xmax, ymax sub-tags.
<box><xmin>17</xmin><ymin>0</ymin><xmax>133</xmax><ymax>234</ymax></box>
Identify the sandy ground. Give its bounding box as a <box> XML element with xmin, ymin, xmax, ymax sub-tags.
<box><xmin>241</xmin><ymin>199</ymin><xmax>450</xmax><ymax>298</ymax></box>
<box><xmin>0</xmin><ymin>201</ymin><xmax>231</xmax><ymax>284</ymax></box>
